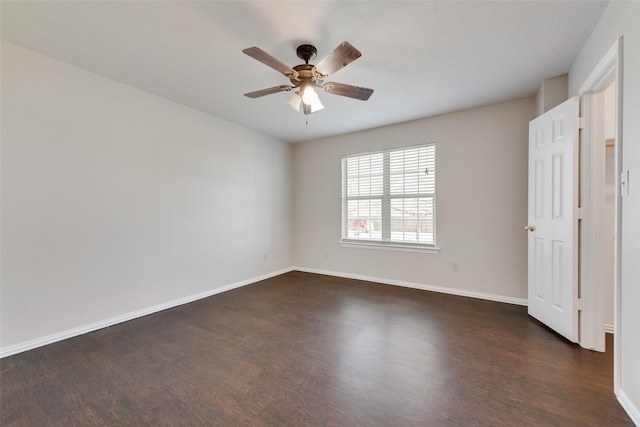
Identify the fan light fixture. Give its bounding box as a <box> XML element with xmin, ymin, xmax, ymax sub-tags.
<box><xmin>288</xmin><ymin>82</ymin><xmax>324</xmax><ymax>114</ymax></box>
<box><xmin>287</xmin><ymin>92</ymin><xmax>302</xmax><ymax>111</ymax></box>
<box><xmin>302</xmin><ymin>86</ymin><xmax>324</xmax><ymax>112</ymax></box>
<box><xmin>287</xmin><ymin>88</ymin><xmax>324</xmax><ymax>114</ymax></box>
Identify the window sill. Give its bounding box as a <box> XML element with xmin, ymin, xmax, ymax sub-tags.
<box><xmin>338</xmin><ymin>240</ymin><xmax>441</xmax><ymax>254</ymax></box>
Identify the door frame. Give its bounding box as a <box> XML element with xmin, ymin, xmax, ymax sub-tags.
<box><xmin>578</xmin><ymin>38</ymin><xmax>622</xmax><ymax>387</ymax></box>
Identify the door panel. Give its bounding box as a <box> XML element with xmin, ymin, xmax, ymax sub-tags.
<box><xmin>527</xmin><ymin>97</ymin><xmax>579</xmax><ymax>342</ymax></box>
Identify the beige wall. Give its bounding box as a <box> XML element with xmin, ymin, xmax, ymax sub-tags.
<box><xmin>293</xmin><ymin>97</ymin><xmax>536</xmax><ymax>301</ymax></box>
<box><xmin>569</xmin><ymin>1</ymin><xmax>640</xmax><ymax>421</ymax></box>
<box><xmin>536</xmin><ymin>74</ymin><xmax>568</xmax><ymax>116</ymax></box>
<box><xmin>1</xmin><ymin>42</ymin><xmax>293</xmax><ymax>352</ymax></box>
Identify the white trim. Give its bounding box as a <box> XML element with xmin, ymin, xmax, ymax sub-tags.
<box><xmin>616</xmin><ymin>389</ymin><xmax>640</xmax><ymax>426</ymax></box>
<box><xmin>577</xmin><ymin>37</ymin><xmax>623</xmax><ymax>387</ymax></box>
<box><xmin>579</xmin><ymin>40</ymin><xmax>619</xmax><ymax>94</ymax></box>
<box><xmin>578</xmin><ymin>91</ymin><xmax>607</xmax><ymax>352</ymax></box>
<box><xmin>605</xmin><ymin>324</ymin><xmax>615</xmax><ymax>334</ymax></box>
<box><xmin>0</xmin><ymin>267</ymin><xmax>294</xmax><ymax>358</ymax></box>
<box><xmin>339</xmin><ymin>241</ymin><xmax>441</xmax><ymax>254</ymax></box>
<box><xmin>292</xmin><ymin>266</ymin><xmax>528</xmax><ymax>306</ymax></box>
<box><xmin>612</xmin><ymin>36</ymin><xmax>624</xmax><ymax>402</ymax></box>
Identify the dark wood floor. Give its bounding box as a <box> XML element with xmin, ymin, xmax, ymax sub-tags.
<box><xmin>1</xmin><ymin>271</ymin><xmax>632</xmax><ymax>426</ymax></box>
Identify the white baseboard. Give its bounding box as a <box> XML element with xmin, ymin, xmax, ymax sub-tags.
<box><xmin>605</xmin><ymin>324</ymin><xmax>615</xmax><ymax>334</ymax></box>
<box><xmin>292</xmin><ymin>266</ymin><xmax>528</xmax><ymax>306</ymax></box>
<box><xmin>1</xmin><ymin>266</ymin><xmax>528</xmax><ymax>358</ymax></box>
<box><xmin>0</xmin><ymin>267</ymin><xmax>294</xmax><ymax>359</ymax></box>
<box><xmin>617</xmin><ymin>388</ymin><xmax>640</xmax><ymax>426</ymax></box>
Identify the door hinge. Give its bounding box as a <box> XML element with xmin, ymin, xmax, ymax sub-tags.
<box><xmin>577</xmin><ymin>116</ymin><xmax>585</xmax><ymax>130</ymax></box>
<box><xmin>576</xmin><ymin>298</ymin><xmax>583</xmax><ymax>311</ymax></box>
<box><xmin>576</xmin><ymin>207</ymin><xmax>584</xmax><ymax>220</ymax></box>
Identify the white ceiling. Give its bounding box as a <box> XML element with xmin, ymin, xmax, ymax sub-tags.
<box><xmin>1</xmin><ymin>1</ymin><xmax>608</xmax><ymax>143</ymax></box>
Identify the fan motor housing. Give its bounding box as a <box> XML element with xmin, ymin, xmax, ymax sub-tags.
<box><xmin>296</xmin><ymin>44</ymin><xmax>317</xmax><ymax>63</ymax></box>
<box><xmin>290</xmin><ymin>64</ymin><xmax>316</xmax><ymax>86</ymax></box>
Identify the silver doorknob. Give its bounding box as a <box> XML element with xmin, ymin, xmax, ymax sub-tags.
<box><xmin>524</xmin><ymin>225</ymin><xmax>535</xmax><ymax>232</ymax></box>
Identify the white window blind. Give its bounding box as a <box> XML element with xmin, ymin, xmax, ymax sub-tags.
<box><xmin>342</xmin><ymin>144</ymin><xmax>436</xmax><ymax>247</ymax></box>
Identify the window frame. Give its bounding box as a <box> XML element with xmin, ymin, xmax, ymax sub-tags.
<box><xmin>340</xmin><ymin>143</ymin><xmax>439</xmax><ymax>253</ymax></box>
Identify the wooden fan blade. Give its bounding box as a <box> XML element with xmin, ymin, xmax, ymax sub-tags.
<box><xmin>244</xmin><ymin>85</ymin><xmax>295</xmax><ymax>98</ymax></box>
<box><xmin>242</xmin><ymin>47</ymin><xmax>299</xmax><ymax>79</ymax></box>
<box><xmin>322</xmin><ymin>82</ymin><xmax>374</xmax><ymax>101</ymax></box>
<box><xmin>314</xmin><ymin>42</ymin><xmax>362</xmax><ymax>77</ymax></box>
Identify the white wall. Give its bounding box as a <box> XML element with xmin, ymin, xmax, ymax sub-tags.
<box><xmin>0</xmin><ymin>42</ymin><xmax>293</xmax><ymax>351</ymax></box>
<box><xmin>569</xmin><ymin>1</ymin><xmax>640</xmax><ymax>421</ymax></box>
<box><xmin>292</xmin><ymin>98</ymin><xmax>535</xmax><ymax>301</ymax></box>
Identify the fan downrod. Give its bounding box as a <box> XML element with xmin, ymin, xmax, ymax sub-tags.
<box><xmin>296</xmin><ymin>44</ymin><xmax>317</xmax><ymax>64</ymax></box>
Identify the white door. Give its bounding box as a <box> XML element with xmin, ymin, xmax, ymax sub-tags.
<box><xmin>527</xmin><ymin>97</ymin><xmax>579</xmax><ymax>342</ymax></box>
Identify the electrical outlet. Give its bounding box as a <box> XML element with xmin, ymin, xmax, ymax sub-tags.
<box><xmin>452</xmin><ymin>263</ymin><xmax>460</xmax><ymax>272</ymax></box>
<box><xmin>324</xmin><ymin>250</ymin><xmax>329</xmax><ymax>258</ymax></box>
<box><xmin>263</xmin><ymin>253</ymin><xmax>268</xmax><ymax>261</ymax></box>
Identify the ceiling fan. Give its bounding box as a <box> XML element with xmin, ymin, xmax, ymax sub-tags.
<box><xmin>242</xmin><ymin>42</ymin><xmax>374</xmax><ymax>115</ymax></box>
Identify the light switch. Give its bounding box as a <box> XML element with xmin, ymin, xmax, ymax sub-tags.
<box><xmin>621</xmin><ymin>170</ymin><xmax>630</xmax><ymax>197</ymax></box>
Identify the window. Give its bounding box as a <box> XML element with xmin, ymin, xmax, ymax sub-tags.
<box><xmin>341</xmin><ymin>144</ymin><xmax>436</xmax><ymax>250</ymax></box>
